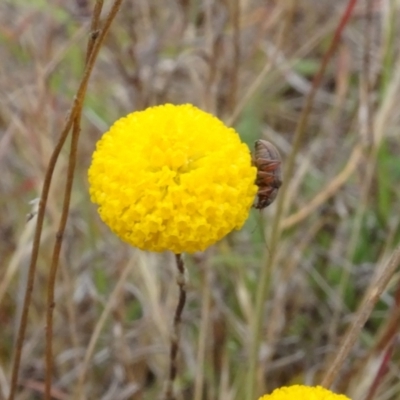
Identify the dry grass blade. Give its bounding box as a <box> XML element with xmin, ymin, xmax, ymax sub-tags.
<box><xmin>320</xmin><ymin>245</ymin><xmax>400</xmax><ymax>388</ymax></box>
<box><xmin>75</xmin><ymin>254</ymin><xmax>137</xmax><ymax>400</ymax></box>
<box><xmin>281</xmin><ymin>145</ymin><xmax>363</xmax><ymax>230</ymax></box>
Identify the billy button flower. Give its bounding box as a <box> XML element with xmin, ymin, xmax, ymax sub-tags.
<box><xmin>88</xmin><ymin>104</ymin><xmax>257</xmax><ymax>254</ymax></box>
<box><xmin>258</xmin><ymin>385</ymin><xmax>351</xmax><ymax>400</ymax></box>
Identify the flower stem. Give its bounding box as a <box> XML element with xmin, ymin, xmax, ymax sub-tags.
<box><xmin>164</xmin><ymin>253</ymin><xmax>187</xmax><ymax>400</ymax></box>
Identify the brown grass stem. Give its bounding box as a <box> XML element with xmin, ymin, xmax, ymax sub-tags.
<box><xmin>320</xmin><ymin>245</ymin><xmax>400</xmax><ymax>388</ymax></box>
<box><xmin>7</xmin><ymin>80</ymin><xmax>77</xmax><ymax>400</ymax></box>
<box><xmin>44</xmin><ymin>2</ymin><xmax>123</xmax><ymax>398</ymax></box>
<box><xmin>7</xmin><ymin>2</ymin><xmax>123</xmax><ymax>399</ymax></box>
<box><xmin>44</xmin><ymin>3</ymin><xmax>105</xmax><ymax>395</ymax></box>
<box><xmin>327</xmin><ymin>0</ymin><xmax>375</xmax><ymax>362</ymax></box>
<box><xmin>245</xmin><ymin>1</ymin><xmax>358</xmax><ymax>399</ymax></box>
<box><xmin>163</xmin><ymin>253</ymin><xmax>187</xmax><ymax>400</ymax></box>
<box><xmin>85</xmin><ymin>1</ymin><xmax>104</xmax><ymax>66</ymax></box>
<box><xmin>44</xmin><ymin>112</ymin><xmax>82</xmax><ymax>400</ymax></box>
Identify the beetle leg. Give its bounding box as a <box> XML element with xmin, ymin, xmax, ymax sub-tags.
<box><xmin>255</xmin><ymin>187</ymin><xmax>278</xmax><ymax>209</ymax></box>
<box><xmin>255</xmin><ymin>159</ymin><xmax>280</xmax><ymax>171</ymax></box>
<box><xmin>256</xmin><ymin>172</ymin><xmax>275</xmax><ymax>186</ymax></box>
<box><xmin>257</xmin><ymin>186</ymin><xmax>274</xmax><ymax>196</ymax></box>
<box><xmin>256</xmin><ymin>171</ymin><xmax>282</xmax><ymax>188</ymax></box>
<box><xmin>257</xmin><ymin>170</ymin><xmax>274</xmax><ymax>178</ymax></box>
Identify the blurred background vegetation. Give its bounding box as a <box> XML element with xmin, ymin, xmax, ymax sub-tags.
<box><xmin>1</xmin><ymin>0</ymin><xmax>400</xmax><ymax>399</ymax></box>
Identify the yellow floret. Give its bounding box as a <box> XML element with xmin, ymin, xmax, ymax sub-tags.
<box><xmin>258</xmin><ymin>385</ymin><xmax>351</xmax><ymax>400</ymax></box>
<box><xmin>88</xmin><ymin>103</ymin><xmax>257</xmax><ymax>253</ymax></box>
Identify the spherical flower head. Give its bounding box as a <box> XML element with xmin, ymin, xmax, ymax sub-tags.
<box><xmin>88</xmin><ymin>104</ymin><xmax>257</xmax><ymax>253</ymax></box>
<box><xmin>258</xmin><ymin>385</ymin><xmax>351</xmax><ymax>400</ymax></box>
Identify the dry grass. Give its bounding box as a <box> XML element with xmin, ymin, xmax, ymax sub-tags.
<box><xmin>1</xmin><ymin>1</ymin><xmax>400</xmax><ymax>399</ymax></box>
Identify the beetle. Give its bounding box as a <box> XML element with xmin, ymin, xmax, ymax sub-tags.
<box><xmin>253</xmin><ymin>139</ymin><xmax>282</xmax><ymax>209</ymax></box>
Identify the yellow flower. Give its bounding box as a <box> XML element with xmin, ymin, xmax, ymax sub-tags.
<box><xmin>258</xmin><ymin>386</ymin><xmax>350</xmax><ymax>400</ymax></box>
<box><xmin>88</xmin><ymin>104</ymin><xmax>257</xmax><ymax>253</ymax></box>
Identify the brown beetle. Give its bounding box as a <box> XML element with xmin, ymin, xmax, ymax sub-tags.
<box><xmin>253</xmin><ymin>139</ymin><xmax>282</xmax><ymax>209</ymax></box>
